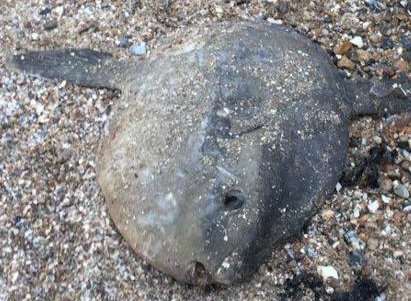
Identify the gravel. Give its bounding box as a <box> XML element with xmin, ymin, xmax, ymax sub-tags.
<box><xmin>0</xmin><ymin>0</ymin><xmax>410</xmax><ymax>300</ymax></box>
<box><xmin>393</xmin><ymin>183</ymin><xmax>410</xmax><ymax>199</ymax></box>
<box><xmin>129</xmin><ymin>41</ymin><xmax>147</xmax><ymax>56</ymax></box>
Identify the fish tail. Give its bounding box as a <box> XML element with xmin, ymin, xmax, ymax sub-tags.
<box><xmin>347</xmin><ymin>75</ymin><xmax>411</xmax><ymax>118</ymax></box>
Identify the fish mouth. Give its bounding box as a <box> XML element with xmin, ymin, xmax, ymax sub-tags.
<box><xmin>184</xmin><ymin>255</ymin><xmax>245</xmax><ymax>286</ymax></box>
<box><xmin>185</xmin><ymin>261</ymin><xmax>213</xmax><ymax>286</ymax></box>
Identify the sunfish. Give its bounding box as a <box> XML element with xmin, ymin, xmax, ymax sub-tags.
<box><xmin>8</xmin><ymin>21</ymin><xmax>410</xmax><ymax>285</ymax></box>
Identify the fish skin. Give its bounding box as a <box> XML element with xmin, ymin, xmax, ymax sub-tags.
<box><xmin>8</xmin><ymin>21</ymin><xmax>411</xmax><ymax>285</ymax></box>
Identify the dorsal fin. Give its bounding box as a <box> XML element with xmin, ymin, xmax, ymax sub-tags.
<box><xmin>7</xmin><ymin>49</ymin><xmax>128</xmax><ymax>90</ymax></box>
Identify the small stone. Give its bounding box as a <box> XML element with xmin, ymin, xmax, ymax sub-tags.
<box><xmin>367</xmin><ymin>238</ymin><xmax>379</xmax><ymax>250</ymax></box>
<box><xmin>118</xmin><ymin>36</ymin><xmax>132</xmax><ymax>48</ymax></box>
<box><xmin>317</xmin><ymin>266</ymin><xmax>339</xmax><ymax>281</ymax></box>
<box><xmin>77</xmin><ymin>22</ymin><xmax>98</xmax><ymax>34</ymax></box>
<box><xmin>381</xmin><ymin>38</ymin><xmax>394</xmax><ymax>50</ymax></box>
<box><xmin>401</xmin><ymin>161</ymin><xmax>411</xmax><ymax>173</ymax></box>
<box><xmin>39</xmin><ymin>7</ymin><xmax>52</xmax><ymax>16</ymax></box>
<box><xmin>338</xmin><ymin>56</ymin><xmax>355</xmax><ymax>70</ymax></box>
<box><xmin>350</xmin><ymin>36</ymin><xmax>364</xmax><ymax>49</ymax></box>
<box><xmin>381</xmin><ymin>195</ymin><xmax>391</xmax><ymax>204</ymax></box>
<box><xmin>336</xmin><ymin>182</ymin><xmax>342</xmax><ymax>193</ymax></box>
<box><xmin>54</xmin><ymin>6</ymin><xmax>64</xmax><ymax>18</ymax></box>
<box><xmin>393</xmin><ymin>250</ymin><xmax>403</xmax><ymax>258</ymax></box>
<box><xmin>353</xmin><ymin>206</ymin><xmax>361</xmax><ymax>218</ymax></box>
<box><xmin>368</xmin><ymin>200</ymin><xmax>380</xmax><ymax>213</ymax></box>
<box><xmin>349</xmin><ymin>250</ymin><xmax>365</xmax><ymax>269</ymax></box>
<box><xmin>373</xmin><ymin>136</ymin><xmax>382</xmax><ymax>144</ymax></box>
<box><xmin>129</xmin><ymin>42</ymin><xmax>147</xmax><ymax>56</ymax></box>
<box><xmin>344</xmin><ymin>230</ymin><xmax>365</xmax><ymax>250</ymax></box>
<box><xmin>393</xmin><ymin>183</ymin><xmax>410</xmax><ymax>199</ymax></box>
<box><xmin>401</xmin><ymin>149</ymin><xmax>411</xmax><ymax>162</ymax></box>
<box><xmin>276</xmin><ymin>1</ymin><xmax>289</xmax><ymax>15</ymax></box>
<box><xmin>376</xmin><ymin>294</ymin><xmax>387</xmax><ymax>301</ymax></box>
<box><xmin>31</xmin><ymin>33</ymin><xmax>40</xmax><ymax>40</ymax></box>
<box><xmin>384</xmin><ymin>165</ymin><xmax>401</xmax><ymax>179</ymax></box>
<box><xmin>304</xmin><ymin>245</ymin><xmax>318</xmax><ymax>258</ymax></box>
<box><xmin>365</xmin><ymin>0</ymin><xmax>383</xmax><ymax>10</ymax></box>
<box><xmin>322</xmin><ymin>209</ymin><xmax>335</xmax><ymax>220</ymax></box>
<box><xmin>44</xmin><ymin>20</ymin><xmax>58</xmax><ymax>31</ymax></box>
<box><xmin>398</xmin><ymin>140</ymin><xmax>410</xmax><ymax>150</ymax></box>
<box><xmin>214</xmin><ymin>5</ymin><xmax>224</xmax><ymax>18</ymax></box>
<box><xmin>357</xmin><ymin>49</ymin><xmax>372</xmax><ymax>63</ymax></box>
<box><xmin>369</xmin><ymin>32</ymin><xmax>383</xmax><ymax>45</ymax></box>
<box><xmin>395</xmin><ymin>59</ymin><xmax>408</xmax><ymax>73</ymax></box>
<box><xmin>334</xmin><ymin>41</ymin><xmax>352</xmax><ymax>55</ymax></box>
<box><xmin>379</xmin><ymin>178</ymin><xmax>393</xmax><ymax>193</ymax></box>
<box><xmin>403</xmin><ymin>49</ymin><xmax>411</xmax><ymax>62</ymax></box>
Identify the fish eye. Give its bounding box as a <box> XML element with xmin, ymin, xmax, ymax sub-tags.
<box><xmin>223</xmin><ymin>190</ymin><xmax>245</xmax><ymax>210</ymax></box>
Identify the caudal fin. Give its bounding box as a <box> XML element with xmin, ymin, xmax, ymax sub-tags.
<box><xmin>7</xmin><ymin>49</ymin><xmax>125</xmax><ymax>90</ymax></box>
<box><xmin>348</xmin><ymin>75</ymin><xmax>411</xmax><ymax>118</ymax></box>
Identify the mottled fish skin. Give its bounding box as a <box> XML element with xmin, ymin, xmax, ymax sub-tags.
<box><xmin>8</xmin><ymin>21</ymin><xmax>411</xmax><ymax>285</ymax></box>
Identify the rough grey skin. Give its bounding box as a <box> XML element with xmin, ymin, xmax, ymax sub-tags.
<box><xmin>8</xmin><ymin>21</ymin><xmax>410</xmax><ymax>286</ymax></box>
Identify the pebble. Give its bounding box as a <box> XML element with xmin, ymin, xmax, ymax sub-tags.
<box><xmin>395</xmin><ymin>59</ymin><xmax>408</xmax><ymax>73</ymax></box>
<box><xmin>349</xmin><ymin>250</ymin><xmax>365</xmax><ymax>270</ymax></box>
<box><xmin>393</xmin><ymin>183</ymin><xmax>410</xmax><ymax>199</ymax></box>
<box><xmin>39</xmin><ymin>7</ymin><xmax>52</xmax><ymax>16</ymax></box>
<box><xmin>54</xmin><ymin>6</ymin><xmax>64</xmax><ymax>18</ymax></box>
<box><xmin>44</xmin><ymin>20</ymin><xmax>58</xmax><ymax>31</ymax></box>
<box><xmin>31</xmin><ymin>33</ymin><xmax>39</xmax><ymax>41</ymax></box>
<box><xmin>381</xmin><ymin>195</ymin><xmax>391</xmax><ymax>204</ymax></box>
<box><xmin>321</xmin><ymin>209</ymin><xmax>335</xmax><ymax>220</ymax></box>
<box><xmin>384</xmin><ymin>165</ymin><xmax>401</xmax><ymax>179</ymax></box>
<box><xmin>215</xmin><ymin>5</ymin><xmax>224</xmax><ymax>18</ymax></box>
<box><xmin>338</xmin><ymin>56</ymin><xmax>355</xmax><ymax>70</ymax></box>
<box><xmin>129</xmin><ymin>42</ymin><xmax>147</xmax><ymax>56</ymax></box>
<box><xmin>353</xmin><ymin>206</ymin><xmax>361</xmax><ymax>218</ymax></box>
<box><xmin>335</xmin><ymin>182</ymin><xmax>342</xmax><ymax>193</ymax></box>
<box><xmin>344</xmin><ymin>230</ymin><xmax>365</xmax><ymax>250</ymax></box>
<box><xmin>380</xmin><ymin>178</ymin><xmax>393</xmax><ymax>193</ymax></box>
<box><xmin>367</xmin><ymin>200</ymin><xmax>380</xmax><ymax>213</ymax></box>
<box><xmin>401</xmin><ymin>149</ymin><xmax>411</xmax><ymax>162</ymax></box>
<box><xmin>376</xmin><ymin>294</ymin><xmax>387</xmax><ymax>301</ymax></box>
<box><xmin>118</xmin><ymin>36</ymin><xmax>132</xmax><ymax>48</ymax></box>
<box><xmin>317</xmin><ymin>266</ymin><xmax>339</xmax><ymax>281</ymax></box>
<box><xmin>357</xmin><ymin>49</ymin><xmax>372</xmax><ymax>63</ymax></box>
<box><xmin>369</xmin><ymin>32</ymin><xmax>383</xmax><ymax>45</ymax></box>
<box><xmin>334</xmin><ymin>41</ymin><xmax>352</xmax><ymax>55</ymax></box>
<box><xmin>365</xmin><ymin>0</ymin><xmax>382</xmax><ymax>11</ymax></box>
<box><xmin>398</xmin><ymin>140</ymin><xmax>410</xmax><ymax>151</ymax></box>
<box><xmin>367</xmin><ymin>238</ymin><xmax>379</xmax><ymax>250</ymax></box>
<box><xmin>304</xmin><ymin>245</ymin><xmax>318</xmax><ymax>258</ymax></box>
<box><xmin>373</xmin><ymin>136</ymin><xmax>382</xmax><ymax>144</ymax></box>
<box><xmin>350</xmin><ymin>36</ymin><xmax>364</xmax><ymax>49</ymax></box>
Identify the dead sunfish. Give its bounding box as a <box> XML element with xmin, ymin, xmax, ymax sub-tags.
<box><xmin>8</xmin><ymin>21</ymin><xmax>410</xmax><ymax>285</ymax></box>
